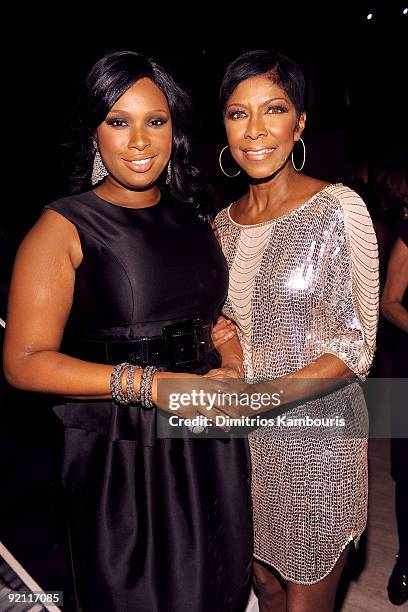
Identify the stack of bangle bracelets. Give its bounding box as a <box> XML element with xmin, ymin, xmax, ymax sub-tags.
<box><xmin>110</xmin><ymin>362</ymin><xmax>158</xmax><ymax>408</ymax></box>
<box><xmin>110</xmin><ymin>362</ymin><xmax>207</xmax><ymax>435</ymax></box>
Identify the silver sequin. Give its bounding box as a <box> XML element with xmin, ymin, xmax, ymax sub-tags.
<box><xmin>214</xmin><ymin>184</ymin><xmax>379</xmax><ymax>583</ymax></box>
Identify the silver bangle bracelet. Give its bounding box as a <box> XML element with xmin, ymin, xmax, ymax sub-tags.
<box><xmin>126</xmin><ymin>364</ymin><xmax>142</xmax><ymax>404</ymax></box>
<box><xmin>139</xmin><ymin>366</ymin><xmax>158</xmax><ymax>409</ymax></box>
<box><xmin>110</xmin><ymin>362</ymin><xmax>131</xmax><ymax>405</ymax></box>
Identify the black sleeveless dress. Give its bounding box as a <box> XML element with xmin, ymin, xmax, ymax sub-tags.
<box><xmin>45</xmin><ymin>191</ymin><xmax>253</xmax><ymax>612</ymax></box>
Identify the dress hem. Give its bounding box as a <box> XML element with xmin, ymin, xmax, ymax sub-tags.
<box><xmin>253</xmin><ymin>529</ymin><xmax>363</xmax><ymax>585</ymax></box>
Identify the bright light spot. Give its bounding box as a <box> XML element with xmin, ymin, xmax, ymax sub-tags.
<box><xmin>403</xmin><ymin>8</ymin><xmax>408</xmax><ymax>15</ymax></box>
<box><xmin>366</xmin><ymin>13</ymin><xmax>373</xmax><ymax>20</ymax></box>
<box><xmin>287</xmin><ymin>265</ymin><xmax>314</xmax><ymax>290</ymax></box>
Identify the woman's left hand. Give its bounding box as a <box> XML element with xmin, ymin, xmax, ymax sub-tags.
<box><xmin>204</xmin><ymin>365</ymin><xmax>242</xmax><ymax>379</ymax></box>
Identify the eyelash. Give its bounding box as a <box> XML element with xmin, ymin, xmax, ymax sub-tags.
<box><xmin>227</xmin><ymin>105</ymin><xmax>288</xmax><ymax>120</ymax></box>
<box><xmin>267</xmin><ymin>105</ymin><xmax>288</xmax><ymax>114</ymax></box>
<box><xmin>106</xmin><ymin>118</ymin><xmax>168</xmax><ymax>127</ymax></box>
<box><xmin>149</xmin><ymin>118</ymin><xmax>168</xmax><ymax>127</ymax></box>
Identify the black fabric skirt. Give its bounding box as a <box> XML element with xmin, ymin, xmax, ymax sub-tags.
<box><xmin>54</xmin><ymin>393</ymin><xmax>253</xmax><ymax>611</ymax></box>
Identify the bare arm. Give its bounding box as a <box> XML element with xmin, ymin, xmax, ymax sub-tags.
<box><xmin>254</xmin><ymin>353</ymin><xmax>354</xmax><ymax>410</ymax></box>
<box><xmin>197</xmin><ymin>340</ymin><xmax>356</xmax><ymax>422</ymax></box>
<box><xmin>381</xmin><ymin>237</ymin><xmax>408</xmax><ymax>333</ymax></box>
<box><xmin>3</xmin><ymin>210</ymin><xmax>117</xmax><ymax>397</ymax></box>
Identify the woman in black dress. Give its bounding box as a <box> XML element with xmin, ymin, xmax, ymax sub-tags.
<box><xmin>381</xmin><ymin>218</ymin><xmax>408</xmax><ymax>605</ymax></box>
<box><xmin>3</xmin><ymin>51</ymin><xmax>252</xmax><ymax>612</ymax></box>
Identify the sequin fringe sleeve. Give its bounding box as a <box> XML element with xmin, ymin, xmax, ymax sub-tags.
<box><xmin>322</xmin><ymin>185</ymin><xmax>379</xmax><ymax>378</ymax></box>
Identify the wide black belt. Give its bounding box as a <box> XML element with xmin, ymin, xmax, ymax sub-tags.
<box><xmin>63</xmin><ymin>318</ymin><xmax>214</xmax><ymax>371</ymax></box>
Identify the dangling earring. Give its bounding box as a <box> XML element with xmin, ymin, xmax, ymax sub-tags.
<box><xmin>166</xmin><ymin>159</ymin><xmax>172</xmax><ymax>184</ymax></box>
<box><xmin>91</xmin><ymin>141</ymin><xmax>109</xmax><ymax>185</ymax></box>
<box><xmin>291</xmin><ymin>137</ymin><xmax>306</xmax><ymax>172</ymax></box>
<box><xmin>218</xmin><ymin>145</ymin><xmax>241</xmax><ymax>178</ymax></box>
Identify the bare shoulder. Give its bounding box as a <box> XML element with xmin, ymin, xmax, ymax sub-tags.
<box><xmin>296</xmin><ymin>175</ymin><xmax>331</xmax><ymax>200</ymax></box>
<box><xmin>21</xmin><ymin>209</ymin><xmax>82</xmax><ymax>268</ymax></box>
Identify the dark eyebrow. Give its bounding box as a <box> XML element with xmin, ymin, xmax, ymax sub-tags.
<box><xmin>226</xmin><ymin>97</ymin><xmax>289</xmax><ymax>110</ymax></box>
<box><xmin>107</xmin><ymin>108</ymin><xmax>169</xmax><ymax>114</ymax></box>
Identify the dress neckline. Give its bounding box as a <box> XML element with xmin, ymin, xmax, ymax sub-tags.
<box><xmin>87</xmin><ymin>190</ymin><xmax>162</xmax><ymax>211</ymax></box>
<box><xmin>227</xmin><ymin>183</ymin><xmax>341</xmax><ymax>228</ymax></box>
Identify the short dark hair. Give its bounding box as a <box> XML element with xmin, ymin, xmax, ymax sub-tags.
<box><xmin>220</xmin><ymin>50</ymin><xmax>305</xmax><ymax>116</ymax></box>
<box><xmin>66</xmin><ymin>50</ymin><xmax>212</xmax><ymax>220</ymax></box>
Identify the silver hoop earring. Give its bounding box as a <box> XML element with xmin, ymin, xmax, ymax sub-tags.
<box><xmin>91</xmin><ymin>142</ymin><xmax>109</xmax><ymax>185</ymax></box>
<box><xmin>166</xmin><ymin>159</ymin><xmax>172</xmax><ymax>184</ymax></box>
<box><xmin>291</xmin><ymin>137</ymin><xmax>306</xmax><ymax>172</ymax></box>
<box><xmin>218</xmin><ymin>145</ymin><xmax>241</xmax><ymax>178</ymax></box>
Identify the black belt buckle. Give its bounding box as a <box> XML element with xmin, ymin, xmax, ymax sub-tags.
<box><xmin>131</xmin><ymin>336</ymin><xmax>164</xmax><ymax>367</ymax></box>
<box><xmin>162</xmin><ymin>318</ymin><xmax>211</xmax><ymax>371</ymax></box>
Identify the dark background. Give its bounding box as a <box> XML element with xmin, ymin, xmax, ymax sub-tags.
<box><xmin>3</xmin><ymin>0</ymin><xmax>407</xmax><ymax>237</ymax></box>
<box><xmin>0</xmin><ymin>0</ymin><xmax>406</xmax><ymax>603</ymax></box>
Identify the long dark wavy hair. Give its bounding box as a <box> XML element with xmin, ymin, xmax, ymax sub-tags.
<box><xmin>65</xmin><ymin>50</ymin><xmax>213</xmax><ymax>220</ymax></box>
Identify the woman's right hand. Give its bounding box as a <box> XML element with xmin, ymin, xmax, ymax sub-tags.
<box><xmin>211</xmin><ymin>316</ymin><xmax>237</xmax><ymax>348</ymax></box>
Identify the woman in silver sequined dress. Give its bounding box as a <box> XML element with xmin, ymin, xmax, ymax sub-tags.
<box><xmin>211</xmin><ymin>51</ymin><xmax>379</xmax><ymax>611</ymax></box>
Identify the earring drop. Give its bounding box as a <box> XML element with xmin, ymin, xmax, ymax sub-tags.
<box><xmin>91</xmin><ymin>142</ymin><xmax>109</xmax><ymax>185</ymax></box>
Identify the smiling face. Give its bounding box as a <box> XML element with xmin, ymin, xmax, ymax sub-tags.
<box><xmin>96</xmin><ymin>77</ymin><xmax>172</xmax><ymax>190</ymax></box>
<box><xmin>224</xmin><ymin>74</ymin><xmax>305</xmax><ymax>180</ymax></box>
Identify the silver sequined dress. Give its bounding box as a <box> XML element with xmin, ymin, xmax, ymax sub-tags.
<box><xmin>214</xmin><ymin>184</ymin><xmax>379</xmax><ymax>583</ymax></box>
